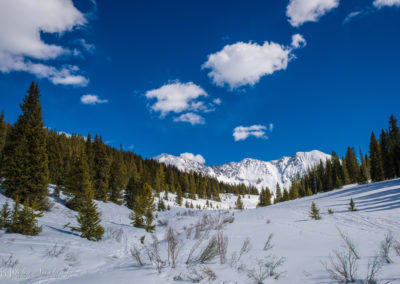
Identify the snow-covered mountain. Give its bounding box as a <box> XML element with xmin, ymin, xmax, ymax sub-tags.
<box><xmin>154</xmin><ymin>150</ymin><xmax>331</xmax><ymax>193</ymax></box>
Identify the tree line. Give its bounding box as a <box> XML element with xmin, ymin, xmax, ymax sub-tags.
<box><xmin>0</xmin><ymin>82</ymin><xmax>256</xmax><ymax>239</ymax></box>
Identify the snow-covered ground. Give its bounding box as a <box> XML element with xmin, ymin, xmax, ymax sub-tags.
<box><xmin>0</xmin><ymin>180</ymin><xmax>400</xmax><ymax>283</ymax></box>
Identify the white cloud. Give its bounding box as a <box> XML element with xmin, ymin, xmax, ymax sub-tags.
<box><xmin>180</xmin><ymin>153</ymin><xmax>206</xmax><ymax>164</ymax></box>
<box><xmin>76</xmin><ymin>39</ymin><xmax>96</xmax><ymax>54</ymax></box>
<box><xmin>291</xmin><ymin>34</ymin><xmax>307</xmax><ymax>48</ymax></box>
<box><xmin>269</xmin><ymin>123</ymin><xmax>274</xmax><ymax>131</ymax></box>
<box><xmin>233</xmin><ymin>125</ymin><xmax>270</xmax><ymax>141</ymax></box>
<box><xmin>145</xmin><ymin>81</ymin><xmax>208</xmax><ymax>116</ymax></box>
<box><xmin>202</xmin><ymin>35</ymin><xmax>306</xmax><ymax>89</ymax></box>
<box><xmin>343</xmin><ymin>11</ymin><xmax>363</xmax><ymax>24</ymax></box>
<box><xmin>173</xmin><ymin>113</ymin><xmax>205</xmax><ymax>125</ymax></box>
<box><xmin>0</xmin><ymin>0</ymin><xmax>89</xmax><ymax>86</ymax></box>
<box><xmin>286</xmin><ymin>0</ymin><xmax>340</xmax><ymax>27</ymax></box>
<box><xmin>373</xmin><ymin>0</ymin><xmax>400</xmax><ymax>8</ymax></box>
<box><xmin>80</xmin><ymin>94</ymin><xmax>109</xmax><ymax>105</ymax></box>
<box><xmin>213</xmin><ymin>98</ymin><xmax>222</xmax><ymax>105</ymax></box>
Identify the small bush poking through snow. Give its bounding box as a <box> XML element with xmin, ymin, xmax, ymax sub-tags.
<box><xmin>131</xmin><ymin>245</ymin><xmax>144</xmax><ymax>266</ymax></box>
<box><xmin>263</xmin><ymin>233</ymin><xmax>274</xmax><ymax>251</ymax></box>
<box><xmin>365</xmin><ymin>255</ymin><xmax>383</xmax><ymax>284</ymax></box>
<box><xmin>167</xmin><ymin>227</ymin><xmax>183</xmax><ymax>268</ymax></box>
<box><xmin>146</xmin><ymin>234</ymin><xmax>166</xmax><ymax>273</ymax></box>
<box><xmin>246</xmin><ymin>256</ymin><xmax>285</xmax><ymax>283</ymax></box>
<box><xmin>1</xmin><ymin>254</ymin><xmax>18</xmax><ymax>268</ymax></box>
<box><xmin>46</xmin><ymin>243</ymin><xmax>67</xmax><ymax>258</ymax></box>
<box><xmin>394</xmin><ymin>240</ymin><xmax>400</xmax><ymax>256</ymax></box>
<box><xmin>322</xmin><ymin>248</ymin><xmax>358</xmax><ymax>283</ymax></box>
<box><xmin>379</xmin><ymin>232</ymin><xmax>393</xmax><ymax>264</ymax></box>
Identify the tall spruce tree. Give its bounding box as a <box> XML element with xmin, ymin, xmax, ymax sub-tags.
<box><xmin>345</xmin><ymin>147</ymin><xmax>360</xmax><ymax>183</ymax></box>
<box><xmin>0</xmin><ymin>110</ymin><xmax>7</xmax><ymax>172</ymax></box>
<box><xmin>93</xmin><ymin>135</ymin><xmax>110</xmax><ymax>201</ymax></box>
<box><xmin>109</xmin><ymin>145</ymin><xmax>128</xmax><ymax>205</ymax></box>
<box><xmin>236</xmin><ymin>195</ymin><xmax>244</xmax><ymax>210</ymax></box>
<box><xmin>379</xmin><ymin>129</ymin><xmax>395</xmax><ymax>179</ymax></box>
<box><xmin>275</xmin><ymin>183</ymin><xmax>282</xmax><ymax>203</ymax></box>
<box><xmin>388</xmin><ymin>115</ymin><xmax>400</xmax><ymax>176</ymax></box>
<box><xmin>369</xmin><ymin>132</ymin><xmax>384</xmax><ymax>182</ymax></box>
<box><xmin>2</xmin><ymin>82</ymin><xmax>49</xmax><ymax>208</ymax></box>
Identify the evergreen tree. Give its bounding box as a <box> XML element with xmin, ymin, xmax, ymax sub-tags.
<box><xmin>2</xmin><ymin>82</ymin><xmax>49</xmax><ymax>208</ymax></box>
<box><xmin>7</xmin><ymin>198</ymin><xmax>43</xmax><ymax>236</ymax></box>
<box><xmin>71</xmin><ymin>190</ymin><xmax>104</xmax><ymax>241</ymax></box>
<box><xmin>125</xmin><ymin>164</ymin><xmax>141</xmax><ymax>209</ymax></box>
<box><xmin>358</xmin><ymin>149</ymin><xmax>369</xmax><ymax>184</ymax></box>
<box><xmin>369</xmin><ymin>132</ymin><xmax>384</xmax><ymax>182</ymax></box>
<box><xmin>379</xmin><ymin>129</ymin><xmax>395</xmax><ymax>179</ymax></box>
<box><xmin>309</xmin><ymin>202</ymin><xmax>321</xmax><ymax>220</ymax></box>
<box><xmin>175</xmin><ymin>183</ymin><xmax>183</xmax><ymax>206</ymax></box>
<box><xmin>0</xmin><ymin>110</ymin><xmax>7</xmax><ymax>172</ymax></box>
<box><xmin>341</xmin><ymin>158</ymin><xmax>351</xmax><ymax>185</ymax></box>
<box><xmin>258</xmin><ymin>188</ymin><xmax>272</xmax><ymax>207</ymax></box>
<box><xmin>109</xmin><ymin>145</ymin><xmax>128</xmax><ymax>204</ymax></box>
<box><xmin>153</xmin><ymin>163</ymin><xmax>165</xmax><ymax>195</ymax></box>
<box><xmin>64</xmin><ymin>149</ymin><xmax>92</xmax><ymax>210</ymax></box>
<box><xmin>275</xmin><ymin>183</ymin><xmax>282</xmax><ymax>203</ymax></box>
<box><xmin>0</xmin><ymin>201</ymin><xmax>11</xmax><ymax>229</ymax></box>
<box><xmin>388</xmin><ymin>115</ymin><xmax>400</xmax><ymax>176</ymax></box>
<box><xmin>282</xmin><ymin>188</ymin><xmax>289</xmax><ymax>201</ymax></box>
<box><xmin>289</xmin><ymin>183</ymin><xmax>299</xmax><ymax>200</ymax></box>
<box><xmin>93</xmin><ymin>135</ymin><xmax>110</xmax><ymax>201</ymax></box>
<box><xmin>348</xmin><ymin>198</ymin><xmax>357</xmax><ymax>212</ymax></box>
<box><xmin>345</xmin><ymin>147</ymin><xmax>360</xmax><ymax>183</ymax></box>
<box><xmin>236</xmin><ymin>195</ymin><xmax>244</xmax><ymax>210</ymax></box>
<box><xmin>131</xmin><ymin>183</ymin><xmax>155</xmax><ymax>232</ymax></box>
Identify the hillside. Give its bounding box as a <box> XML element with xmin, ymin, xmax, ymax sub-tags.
<box><xmin>155</xmin><ymin>150</ymin><xmax>331</xmax><ymax>193</ymax></box>
<box><xmin>1</xmin><ymin>179</ymin><xmax>399</xmax><ymax>283</ymax></box>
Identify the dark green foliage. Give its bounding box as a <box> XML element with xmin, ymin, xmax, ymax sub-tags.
<box><xmin>72</xmin><ymin>197</ymin><xmax>104</xmax><ymax>241</ymax></box>
<box><xmin>7</xmin><ymin>199</ymin><xmax>43</xmax><ymax>236</ymax></box>
<box><xmin>236</xmin><ymin>195</ymin><xmax>244</xmax><ymax>210</ymax></box>
<box><xmin>93</xmin><ymin>135</ymin><xmax>110</xmax><ymax>201</ymax></box>
<box><xmin>109</xmin><ymin>145</ymin><xmax>128</xmax><ymax>205</ymax></box>
<box><xmin>175</xmin><ymin>183</ymin><xmax>183</xmax><ymax>206</ymax></box>
<box><xmin>0</xmin><ymin>110</ymin><xmax>8</xmax><ymax>173</ymax></box>
<box><xmin>369</xmin><ymin>132</ymin><xmax>384</xmax><ymax>182</ymax></box>
<box><xmin>258</xmin><ymin>188</ymin><xmax>272</xmax><ymax>207</ymax></box>
<box><xmin>388</xmin><ymin>115</ymin><xmax>400</xmax><ymax>176</ymax></box>
<box><xmin>0</xmin><ymin>201</ymin><xmax>11</xmax><ymax>229</ymax></box>
<box><xmin>130</xmin><ymin>182</ymin><xmax>155</xmax><ymax>232</ymax></box>
<box><xmin>379</xmin><ymin>129</ymin><xmax>395</xmax><ymax>179</ymax></box>
<box><xmin>275</xmin><ymin>183</ymin><xmax>282</xmax><ymax>203</ymax></box>
<box><xmin>348</xmin><ymin>198</ymin><xmax>357</xmax><ymax>212</ymax></box>
<box><xmin>2</xmin><ymin>82</ymin><xmax>49</xmax><ymax>209</ymax></box>
<box><xmin>309</xmin><ymin>202</ymin><xmax>321</xmax><ymax>220</ymax></box>
<box><xmin>345</xmin><ymin>147</ymin><xmax>360</xmax><ymax>183</ymax></box>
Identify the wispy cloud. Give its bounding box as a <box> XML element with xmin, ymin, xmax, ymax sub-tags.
<box><xmin>373</xmin><ymin>0</ymin><xmax>400</xmax><ymax>8</ymax></box>
<box><xmin>80</xmin><ymin>94</ymin><xmax>109</xmax><ymax>105</ymax></box>
<box><xmin>173</xmin><ymin>112</ymin><xmax>205</xmax><ymax>125</ymax></box>
<box><xmin>180</xmin><ymin>152</ymin><xmax>206</xmax><ymax>164</ymax></box>
<box><xmin>233</xmin><ymin>124</ymin><xmax>273</xmax><ymax>142</ymax></box>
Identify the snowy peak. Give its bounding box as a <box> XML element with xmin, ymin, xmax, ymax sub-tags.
<box><xmin>154</xmin><ymin>150</ymin><xmax>331</xmax><ymax>194</ymax></box>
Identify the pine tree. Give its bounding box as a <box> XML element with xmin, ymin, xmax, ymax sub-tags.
<box><xmin>72</xmin><ymin>191</ymin><xmax>104</xmax><ymax>241</ymax></box>
<box><xmin>282</xmin><ymin>189</ymin><xmax>289</xmax><ymax>201</ymax></box>
<box><xmin>289</xmin><ymin>183</ymin><xmax>299</xmax><ymax>200</ymax></box>
<box><xmin>109</xmin><ymin>145</ymin><xmax>128</xmax><ymax>205</ymax></box>
<box><xmin>175</xmin><ymin>183</ymin><xmax>183</xmax><ymax>206</ymax></box>
<box><xmin>309</xmin><ymin>202</ymin><xmax>321</xmax><ymax>220</ymax></box>
<box><xmin>236</xmin><ymin>195</ymin><xmax>244</xmax><ymax>210</ymax></box>
<box><xmin>0</xmin><ymin>201</ymin><xmax>11</xmax><ymax>229</ymax></box>
<box><xmin>348</xmin><ymin>198</ymin><xmax>357</xmax><ymax>212</ymax></box>
<box><xmin>125</xmin><ymin>164</ymin><xmax>141</xmax><ymax>209</ymax></box>
<box><xmin>153</xmin><ymin>163</ymin><xmax>165</xmax><ymax>195</ymax></box>
<box><xmin>64</xmin><ymin>149</ymin><xmax>92</xmax><ymax>211</ymax></box>
<box><xmin>7</xmin><ymin>198</ymin><xmax>43</xmax><ymax>236</ymax></box>
<box><xmin>388</xmin><ymin>115</ymin><xmax>400</xmax><ymax>176</ymax></box>
<box><xmin>379</xmin><ymin>129</ymin><xmax>395</xmax><ymax>179</ymax></box>
<box><xmin>369</xmin><ymin>132</ymin><xmax>384</xmax><ymax>182</ymax></box>
<box><xmin>2</xmin><ymin>82</ymin><xmax>49</xmax><ymax>209</ymax></box>
<box><xmin>345</xmin><ymin>147</ymin><xmax>360</xmax><ymax>183</ymax></box>
<box><xmin>93</xmin><ymin>135</ymin><xmax>110</xmax><ymax>201</ymax></box>
<box><xmin>0</xmin><ymin>110</ymin><xmax>7</xmax><ymax>172</ymax></box>
<box><xmin>131</xmin><ymin>183</ymin><xmax>155</xmax><ymax>232</ymax></box>
<box><xmin>275</xmin><ymin>183</ymin><xmax>282</xmax><ymax>203</ymax></box>
<box><xmin>358</xmin><ymin>149</ymin><xmax>369</xmax><ymax>184</ymax></box>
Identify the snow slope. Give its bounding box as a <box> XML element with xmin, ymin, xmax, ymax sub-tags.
<box><xmin>1</xmin><ymin>180</ymin><xmax>400</xmax><ymax>283</ymax></box>
<box><xmin>155</xmin><ymin>150</ymin><xmax>331</xmax><ymax>193</ymax></box>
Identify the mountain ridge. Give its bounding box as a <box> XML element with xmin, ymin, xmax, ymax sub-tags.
<box><xmin>154</xmin><ymin>150</ymin><xmax>331</xmax><ymax>194</ymax></box>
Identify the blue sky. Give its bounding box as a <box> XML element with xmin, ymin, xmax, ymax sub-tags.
<box><xmin>0</xmin><ymin>0</ymin><xmax>400</xmax><ymax>165</ymax></box>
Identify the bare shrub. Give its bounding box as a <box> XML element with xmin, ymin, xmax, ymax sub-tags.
<box><xmin>394</xmin><ymin>240</ymin><xmax>400</xmax><ymax>256</ymax></box>
<box><xmin>379</xmin><ymin>232</ymin><xmax>393</xmax><ymax>264</ymax></box>
<box><xmin>197</xmin><ymin>235</ymin><xmax>219</xmax><ymax>264</ymax></box>
<box><xmin>216</xmin><ymin>230</ymin><xmax>228</xmax><ymax>264</ymax></box>
<box><xmin>186</xmin><ymin>237</ymin><xmax>204</xmax><ymax>264</ymax></box>
<box><xmin>131</xmin><ymin>245</ymin><xmax>144</xmax><ymax>266</ymax></box>
<box><xmin>1</xmin><ymin>254</ymin><xmax>18</xmax><ymax>268</ymax></box>
<box><xmin>46</xmin><ymin>243</ymin><xmax>67</xmax><ymax>258</ymax></box>
<box><xmin>366</xmin><ymin>255</ymin><xmax>383</xmax><ymax>284</ymax></box>
<box><xmin>147</xmin><ymin>234</ymin><xmax>166</xmax><ymax>273</ymax></box>
<box><xmin>321</xmin><ymin>248</ymin><xmax>358</xmax><ymax>283</ymax></box>
<box><xmin>263</xmin><ymin>233</ymin><xmax>274</xmax><ymax>251</ymax></box>
<box><xmin>176</xmin><ymin>265</ymin><xmax>217</xmax><ymax>283</ymax></box>
<box><xmin>230</xmin><ymin>237</ymin><xmax>252</xmax><ymax>268</ymax></box>
<box><xmin>104</xmin><ymin>227</ymin><xmax>124</xmax><ymax>242</ymax></box>
<box><xmin>246</xmin><ymin>256</ymin><xmax>285</xmax><ymax>283</ymax></box>
<box><xmin>339</xmin><ymin>229</ymin><xmax>360</xmax><ymax>260</ymax></box>
<box><xmin>157</xmin><ymin>219</ymin><xmax>168</xmax><ymax>227</ymax></box>
<box><xmin>64</xmin><ymin>252</ymin><xmax>80</xmax><ymax>267</ymax></box>
<box><xmin>167</xmin><ymin>227</ymin><xmax>183</xmax><ymax>268</ymax></box>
